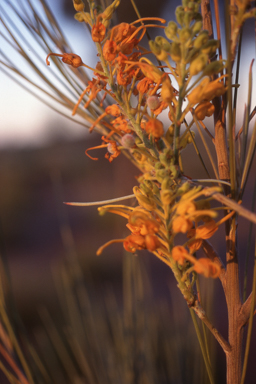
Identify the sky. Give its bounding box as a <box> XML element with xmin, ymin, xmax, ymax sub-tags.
<box><xmin>1</xmin><ymin>0</ymin><xmax>96</xmax><ymax>148</ymax></box>
<box><xmin>1</xmin><ymin>0</ymin><xmax>256</xmax><ymax>148</ymax></box>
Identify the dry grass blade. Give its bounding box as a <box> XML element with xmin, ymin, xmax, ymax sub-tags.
<box><xmin>0</xmin><ymin>0</ymin><xmax>108</xmax><ymax>135</ymax></box>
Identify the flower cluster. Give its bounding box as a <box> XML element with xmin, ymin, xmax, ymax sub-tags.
<box><xmin>47</xmin><ymin>0</ymin><xmax>235</xmax><ymax>301</ymax></box>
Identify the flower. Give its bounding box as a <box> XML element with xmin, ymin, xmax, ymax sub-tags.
<box><xmin>172</xmin><ymin>245</ymin><xmax>190</xmax><ymax>266</ymax></box>
<box><xmin>103</xmin><ymin>40</ymin><xmax>118</xmax><ymax>61</ymax></box>
<box><xmin>191</xmin><ymin>220</ymin><xmax>218</xmax><ymax>240</ymax></box>
<box><xmin>127</xmin><ymin>209</ymin><xmax>160</xmax><ymax>235</ymax></box>
<box><xmin>187</xmin><ymin>76</ymin><xmax>227</xmax><ymax>105</ymax></box>
<box><xmin>172</xmin><ymin>216</ymin><xmax>193</xmax><ymax>234</ymax></box>
<box><xmin>46</xmin><ymin>52</ymin><xmax>83</xmax><ymax>68</ymax></box>
<box><xmin>91</xmin><ymin>21</ymin><xmax>106</xmax><ymax>42</ymax></box>
<box><xmin>194</xmin><ymin>101</ymin><xmax>215</xmax><ymax>120</ymax></box>
<box><xmin>144</xmin><ymin>118</ymin><xmax>164</xmax><ymax>138</ymax></box>
<box><xmin>193</xmin><ymin>258</ymin><xmax>220</xmax><ymax>278</ymax></box>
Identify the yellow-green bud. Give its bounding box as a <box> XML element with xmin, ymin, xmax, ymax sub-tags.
<box><xmin>74</xmin><ymin>13</ymin><xmax>84</xmax><ymax>22</ymax></box>
<box><xmin>165</xmin><ymin>21</ymin><xmax>178</xmax><ymax>40</ymax></box>
<box><xmin>156</xmin><ymin>169</ymin><xmax>169</xmax><ymax>182</ymax></box>
<box><xmin>133</xmin><ymin>187</ymin><xmax>156</xmax><ymax>211</ymax></box>
<box><xmin>155</xmin><ymin>36</ymin><xmax>171</xmax><ymax>54</ymax></box>
<box><xmin>189</xmin><ymin>53</ymin><xmax>208</xmax><ymax>76</ymax></box>
<box><xmin>73</xmin><ymin>0</ymin><xmax>85</xmax><ymax>12</ymax></box>
<box><xmin>161</xmin><ymin>77</ymin><xmax>173</xmax><ymax>102</ymax></box>
<box><xmin>140</xmin><ymin>182</ymin><xmax>153</xmax><ymax>197</ymax></box>
<box><xmin>187</xmin><ymin>1</ymin><xmax>199</xmax><ymax>12</ymax></box>
<box><xmin>175</xmin><ymin>6</ymin><xmax>185</xmax><ymax>25</ymax></box>
<box><xmin>192</xmin><ymin>20</ymin><xmax>202</xmax><ymax>35</ymax></box>
<box><xmin>201</xmin><ymin>39</ymin><xmax>219</xmax><ymax>56</ymax></box>
<box><xmin>185</xmin><ymin>48</ymin><xmax>199</xmax><ymax>63</ymax></box>
<box><xmin>179</xmin><ymin>27</ymin><xmax>192</xmax><ymax>42</ymax></box>
<box><xmin>101</xmin><ymin>0</ymin><xmax>120</xmax><ymax>21</ymax></box>
<box><xmin>194</xmin><ymin>30</ymin><xmax>209</xmax><ymax>49</ymax></box>
<box><xmin>186</xmin><ymin>11</ymin><xmax>196</xmax><ymax>26</ymax></box>
<box><xmin>169</xmin><ymin>165</ymin><xmax>179</xmax><ymax>179</ymax></box>
<box><xmin>161</xmin><ymin>189</ymin><xmax>174</xmax><ymax>205</ymax></box>
<box><xmin>202</xmin><ymin>60</ymin><xmax>225</xmax><ymax>76</ymax></box>
<box><xmin>177</xmin><ymin>181</ymin><xmax>191</xmax><ymax>195</ymax></box>
<box><xmin>170</xmin><ymin>42</ymin><xmax>181</xmax><ymax>62</ymax></box>
<box><xmin>149</xmin><ymin>41</ymin><xmax>168</xmax><ymax>61</ymax></box>
<box><xmin>162</xmin><ymin>177</ymin><xmax>172</xmax><ymax>190</ymax></box>
<box><xmin>182</xmin><ymin>0</ymin><xmax>190</xmax><ymax>7</ymax></box>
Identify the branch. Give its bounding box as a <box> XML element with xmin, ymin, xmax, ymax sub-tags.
<box><xmin>239</xmin><ymin>289</ymin><xmax>256</xmax><ymax>328</ymax></box>
<box><xmin>204</xmin><ymin>189</ymin><xmax>256</xmax><ymax>225</ymax></box>
<box><xmin>192</xmin><ymin>300</ymin><xmax>231</xmax><ymax>353</ymax></box>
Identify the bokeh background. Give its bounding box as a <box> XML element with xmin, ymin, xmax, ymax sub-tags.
<box><xmin>1</xmin><ymin>0</ymin><xmax>256</xmax><ymax>383</ymax></box>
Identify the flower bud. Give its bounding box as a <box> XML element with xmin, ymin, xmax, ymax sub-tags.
<box><xmin>147</xmin><ymin>95</ymin><xmax>161</xmax><ymax>110</ymax></box>
<box><xmin>201</xmin><ymin>39</ymin><xmax>219</xmax><ymax>56</ymax></box>
<box><xmin>74</xmin><ymin>13</ymin><xmax>85</xmax><ymax>22</ymax></box>
<box><xmin>189</xmin><ymin>53</ymin><xmax>208</xmax><ymax>76</ymax></box>
<box><xmin>101</xmin><ymin>0</ymin><xmax>121</xmax><ymax>22</ymax></box>
<box><xmin>179</xmin><ymin>27</ymin><xmax>192</xmax><ymax>42</ymax></box>
<box><xmin>202</xmin><ymin>60</ymin><xmax>225</xmax><ymax>76</ymax></box>
<box><xmin>193</xmin><ymin>30</ymin><xmax>209</xmax><ymax>49</ymax></box>
<box><xmin>121</xmin><ymin>134</ymin><xmax>135</xmax><ymax>148</ymax></box>
<box><xmin>133</xmin><ymin>187</ymin><xmax>156</xmax><ymax>211</ymax></box>
<box><xmin>161</xmin><ymin>77</ymin><xmax>174</xmax><ymax>102</ymax></box>
<box><xmin>170</xmin><ymin>42</ymin><xmax>182</xmax><ymax>62</ymax></box>
<box><xmin>161</xmin><ymin>177</ymin><xmax>172</xmax><ymax>190</ymax></box>
<box><xmin>165</xmin><ymin>21</ymin><xmax>178</xmax><ymax>40</ymax></box>
<box><xmin>149</xmin><ymin>40</ymin><xmax>168</xmax><ymax>61</ymax></box>
<box><xmin>73</xmin><ymin>0</ymin><xmax>85</xmax><ymax>12</ymax></box>
<box><xmin>192</xmin><ymin>20</ymin><xmax>202</xmax><ymax>35</ymax></box>
<box><xmin>175</xmin><ymin>6</ymin><xmax>185</xmax><ymax>25</ymax></box>
<box><xmin>155</xmin><ymin>36</ymin><xmax>171</xmax><ymax>51</ymax></box>
<box><xmin>161</xmin><ymin>189</ymin><xmax>174</xmax><ymax>205</ymax></box>
<box><xmin>177</xmin><ymin>181</ymin><xmax>191</xmax><ymax>195</ymax></box>
<box><xmin>183</xmin><ymin>11</ymin><xmax>194</xmax><ymax>26</ymax></box>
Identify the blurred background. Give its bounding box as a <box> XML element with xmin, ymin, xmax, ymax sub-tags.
<box><xmin>1</xmin><ymin>0</ymin><xmax>256</xmax><ymax>383</ymax></box>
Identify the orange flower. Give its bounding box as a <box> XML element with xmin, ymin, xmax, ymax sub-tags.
<box><xmin>103</xmin><ymin>40</ymin><xmax>117</xmax><ymax>61</ymax></box>
<box><xmin>112</xmin><ymin>116</ymin><xmax>131</xmax><ymax>133</ymax></box>
<box><xmin>46</xmin><ymin>52</ymin><xmax>83</xmax><ymax>68</ymax></box>
<box><xmin>144</xmin><ymin>118</ymin><xmax>164</xmax><ymax>138</ymax></box>
<box><xmin>176</xmin><ymin>201</ymin><xmax>196</xmax><ymax>216</ymax></box>
<box><xmin>127</xmin><ymin>209</ymin><xmax>160</xmax><ymax>235</ymax></box>
<box><xmin>85</xmin><ymin>136</ymin><xmax>121</xmax><ymax>162</ymax></box>
<box><xmin>102</xmin><ymin>136</ymin><xmax>121</xmax><ymax>162</ymax></box>
<box><xmin>137</xmin><ymin>77</ymin><xmax>155</xmax><ymax>94</ymax></box>
<box><xmin>193</xmin><ymin>258</ymin><xmax>220</xmax><ymax>278</ymax></box>
<box><xmin>91</xmin><ymin>20</ymin><xmax>106</xmax><ymax>42</ymax></box>
<box><xmin>193</xmin><ymin>220</ymin><xmax>218</xmax><ymax>240</ymax></box>
<box><xmin>105</xmin><ymin>104</ymin><xmax>121</xmax><ymax>116</ymax></box>
<box><xmin>194</xmin><ymin>101</ymin><xmax>215</xmax><ymax>120</ymax></box>
<box><xmin>187</xmin><ymin>238</ymin><xmax>203</xmax><ymax>252</ymax></box>
<box><xmin>187</xmin><ymin>76</ymin><xmax>227</xmax><ymax>105</ymax></box>
<box><xmin>145</xmin><ymin>234</ymin><xmax>161</xmax><ymax>251</ymax></box>
<box><xmin>172</xmin><ymin>216</ymin><xmax>193</xmax><ymax>234</ymax></box>
<box><xmin>111</xmin><ymin>23</ymin><xmax>136</xmax><ymax>44</ymax></box>
<box><xmin>123</xmin><ymin>234</ymin><xmax>146</xmax><ymax>252</ymax></box>
<box><xmin>172</xmin><ymin>245</ymin><xmax>190</xmax><ymax>266</ymax></box>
